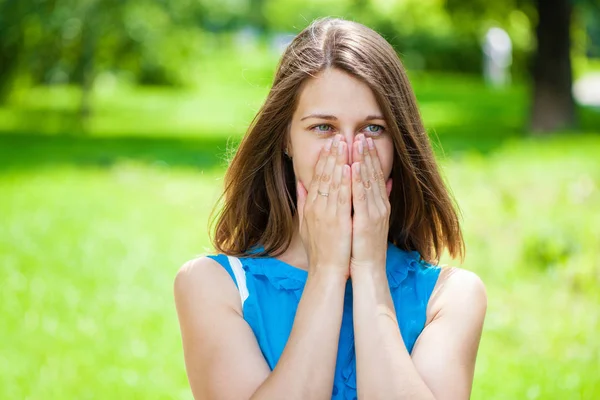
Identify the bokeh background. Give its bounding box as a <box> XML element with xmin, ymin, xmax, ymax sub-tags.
<box><xmin>1</xmin><ymin>0</ymin><xmax>599</xmax><ymax>399</ymax></box>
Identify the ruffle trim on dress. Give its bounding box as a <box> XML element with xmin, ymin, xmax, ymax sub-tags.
<box><xmin>384</xmin><ymin>244</ymin><xmax>421</xmax><ymax>289</ymax></box>
<box><xmin>241</xmin><ymin>255</ymin><xmax>308</xmax><ymax>292</ymax></box>
<box><xmin>240</xmin><ymin>243</ymin><xmax>424</xmax><ymax>294</ymax></box>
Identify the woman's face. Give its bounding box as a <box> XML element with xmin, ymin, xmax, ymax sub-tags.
<box><xmin>287</xmin><ymin>68</ymin><xmax>394</xmax><ymax>192</ymax></box>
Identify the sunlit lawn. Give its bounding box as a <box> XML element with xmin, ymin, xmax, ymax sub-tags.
<box><xmin>1</xmin><ymin>51</ymin><xmax>599</xmax><ymax>398</ymax></box>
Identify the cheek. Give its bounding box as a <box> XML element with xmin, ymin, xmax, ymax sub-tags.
<box><xmin>292</xmin><ymin>142</ymin><xmax>322</xmax><ymax>187</ymax></box>
<box><xmin>383</xmin><ymin>154</ymin><xmax>393</xmax><ymax>179</ymax></box>
<box><xmin>378</xmin><ymin>140</ymin><xmax>394</xmax><ymax>179</ymax></box>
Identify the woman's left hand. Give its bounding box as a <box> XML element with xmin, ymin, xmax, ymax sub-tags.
<box><xmin>350</xmin><ymin>134</ymin><xmax>393</xmax><ymax>274</ymax></box>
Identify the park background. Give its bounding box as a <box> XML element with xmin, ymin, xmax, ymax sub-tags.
<box><xmin>1</xmin><ymin>0</ymin><xmax>599</xmax><ymax>399</ymax></box>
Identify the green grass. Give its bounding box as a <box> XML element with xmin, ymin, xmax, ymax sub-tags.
<box><xmin>1</xmin><ymin>47</ymin><xmax>600</xmax><ymax>398</ymax></box>
<box><xmin>0</xmin><ymin>45</ymin><xmax>278</xmax><ymax>138</ymax></box>
<box><xmin>0</xmin><ymin>164</ymin><xmax>223</xmax><ymax>399</ymax></box>
<box><xmin>443</xmin><ymin>136</ymin><xmax>600</xmax><ymax>399</ymax></box>
<box><xmin>1</xmin><ymin>134</ymin><xmax>599</xmax><ymax>399</ymax></box>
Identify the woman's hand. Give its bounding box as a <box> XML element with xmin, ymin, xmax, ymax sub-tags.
<box><xmin>296</xmin><ymin>134</ymin><xmax>353</xmax><ymax>279</ymax></box>
<box><xmin>350</xmin><ymin>134</ymin><xmax>393</xmax><ymax>273</ymax></box>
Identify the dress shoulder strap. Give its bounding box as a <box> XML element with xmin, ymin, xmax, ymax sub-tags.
<box><xmin>226</xmin><ymin>256</ymin><xmax>249</xmax><ymax>308</ymax></box>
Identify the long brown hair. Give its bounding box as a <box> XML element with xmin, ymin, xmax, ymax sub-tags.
<box><xmin>209</xmin><ymin>17</ymin><xmax>465</xmax><ymax>264</ymax></box>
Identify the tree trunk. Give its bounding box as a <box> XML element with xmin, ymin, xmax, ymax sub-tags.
<box><xmin>0</xmin><ymin>0</ymin><xmax>23</xmax><ymax>102</ymax></box>
<box><xmin>530</xmin><ymin>0</ymin><xmax>576</xmax><ymax>133</ymax></box>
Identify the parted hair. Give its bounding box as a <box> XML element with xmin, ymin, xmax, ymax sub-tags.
<box><xmin>209</xmin><ymin>17</ymin><xmax>465</xmax><ymax>265</ymax></box>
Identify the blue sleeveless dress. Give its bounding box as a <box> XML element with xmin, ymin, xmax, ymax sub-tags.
<box><xmin>206</xmin><ymin>241</ymin><xmax>441</xmax><ymax>400</ymax></box>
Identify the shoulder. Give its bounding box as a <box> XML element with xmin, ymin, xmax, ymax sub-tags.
<box><xmin>411</xmin><ymin>266</ymin><xmax>487</xmax><ymax>399</ymax></box>
<box><xmin>174</xmin><ymin>256</ymin><xmax>242</xmax><ymax>315</ymax></box>
<box><xmin>173</xmin><ymin>257</ymin><xmax>271</xmax><ymax>399</ymax></box>
<box><xmin>426</xmin><ymin>266</ymin><xmax>487</xmax><ymax>325</ymax></box>
<box><xmin>175</xmin><ymin>256</ymin><xmax>225</xmax><ymax>282</ymax></box>
<box><xmin>174</xmin><ymin>256</ymin><xmax>225</xmax><ymax>291</ymax></box>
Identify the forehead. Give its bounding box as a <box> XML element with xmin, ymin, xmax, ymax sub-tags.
<box><xmin>294</xmin><ymin>68</ymin><xmax>382</xmax><ymax>119</ymax></box>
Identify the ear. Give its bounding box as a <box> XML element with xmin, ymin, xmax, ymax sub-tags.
<box><xmin>285</xmin><ymin>139</ymin><xmax>293</xmax><ymax>158</ymax></box>
<box><xmin>386</xmin><ymin>178</ymin><xmax>393</xmax><ymax>198</ymax></box>
<box><xmin>284</xmin><ymin>123</ymin><xmax>294</xmax><ymax>158</ymax></box>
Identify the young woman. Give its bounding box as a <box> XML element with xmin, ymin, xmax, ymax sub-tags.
<box><xmin>174</xmin><ymin>17</ymin><xmax>487</xmax><ymax>400</ymax></box>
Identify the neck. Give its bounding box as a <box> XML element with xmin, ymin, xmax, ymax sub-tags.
<box><xmin>274</xmin><ymin>214</ymin><xmax>309</xmax><ymax>271</ymax></box>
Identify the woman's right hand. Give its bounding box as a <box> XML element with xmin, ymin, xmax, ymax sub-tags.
<box><xmin>296</xmin><ymin>134</ymin><xmax>352</xmax><ymax>280</ymax></box>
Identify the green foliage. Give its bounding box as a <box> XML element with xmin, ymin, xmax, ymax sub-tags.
<box><xmin>522</xmin><ymin>229</ymin><xmax>578</xmax><ymax>272</ymax></box>
<box><xmin>2</xmin><ymin>0</ymin><xmax>598</xmax><ymax>100</ymax></box>
<box><xmin>0</xmin><ymin>0</ymin><xmax>540</xmax><ymax>97</ymax></box>
<box><xmin>0</xmin><ymin>0</ymin><xmax>209</xmax><ymax>90</ymax></box>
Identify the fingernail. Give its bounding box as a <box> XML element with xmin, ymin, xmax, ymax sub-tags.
<box><xmin>367</xmin><ymin>138</ymin><xmax>374</xmax><ymax>150</ymax></box>
<box><xmin>333</xmin><ymin>135</ymin><xmax>340</xmax><ymax>147</ymax></box>
<box><xmin>358</xmin><ymin>141</ymin><xmax>363</xmax><ymax>154</ymax></box>
<box><xmin>325</xmin><ymin>139</ymin><xmax>333</xmax><ymax>151</ymax></box>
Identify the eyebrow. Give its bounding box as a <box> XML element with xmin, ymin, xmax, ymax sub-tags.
<box><xmin>300</xmin><ymin>113</ymin><xmax>386</xmax><ymax>121</ymax></box>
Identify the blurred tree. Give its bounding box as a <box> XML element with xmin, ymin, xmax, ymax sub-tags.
<box><xmin>2</xmin><ymin>0</ymin><xmax>597</xmax><ymax>135</ymax></box>
<box><xmin>447</xmin><ymin>0</ymin><xmax>599</xmax><ymax>133</ymax></box>
<box><xmin>529</xmin><ymin>0</ymin><xmax>575</xmax><ymax>132</ymax></box>
<box><xmin>248</xmin><ymin>0</ymin><xmax>267</xmax><ymax>33</ymax></box>
<box><xmin>0</xmin><ymin>0</ymin><xmax>209</xmax><ymax>130</ymax></box>
<box><xmin>0</xmin><ymin>0</ymin><xmax>25</xmax><ymax>100</ymax></box>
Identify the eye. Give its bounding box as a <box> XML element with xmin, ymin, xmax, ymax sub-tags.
<box><xmin>310</xmin><ymin>124</ymin><xmax>334</xmax><ymax>134</ymax></box>
<box><xmin>363</xmin><ymin>124</ymin><xmax>385</xmax><ymax>136</ymax></box>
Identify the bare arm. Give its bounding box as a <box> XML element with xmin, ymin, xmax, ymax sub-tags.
<box><xmin>352</xmin><ymin>266</ymin><xmax>487</xmax><ymax>400</ymax></box>
<box><xmin>348</xmin><ymin>134</ymin><xmax>487</xmax><ymax>399</ymax></box>
<box><xmin>175</xmin><ymin>136</ymin><xmax>354</xmax><ymax>399</ymax></box>
<box><xmin>174</xmin><ymin>256</ymin><xmax>346</xmax><ymax>400</ymax></box>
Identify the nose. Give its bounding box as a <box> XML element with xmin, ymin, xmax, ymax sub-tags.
<box><xmin>338</xmin><ymin>132</ymin><xmax>354</xmax><ymax>165</ymax></box>
<box><xmin>340</xmin><ymin>132</ymin><xmax>355</xmax><ymax>164</ymax></box>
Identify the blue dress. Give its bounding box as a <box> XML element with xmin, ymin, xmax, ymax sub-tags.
<box><xmin>206</xmin><ymin>241</ymin><xmax>442</xmax><ymax>400</ymax></box>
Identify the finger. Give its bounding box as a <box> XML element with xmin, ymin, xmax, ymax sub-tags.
<box><xmin>327</xmin><ymin>139</ymin><xmax>347</xmax><ymax>210</ymax></box>
<box><xmin>366</xmin><ymin>137</ymin><xmax>388</xmax><ymax>201</ymax></box>
<box><xmin>309</xmin><ymin>138</ymin><xmax>333</xmax><ymax>203</ymax></box>
<box><xmin>353</xmin><ymin>134</ymin><xmax>364</xmax><ymax>164</ymax></box>
<box><xmin>352</xmin><ymin>162</ymin><xmax>368</xmax><ymax>216</ymax></box>
<box><xmin>336</xmin><ymin>164</ymin><xmax>352</xmax><ymax>218</ymax></box>
<box><xmin>362</xmin><ymin>136</ymin><xmax>384</xmax><ymax>208</ymax></box>
<box><xmin>296</xmin><ymin>179</ymin><xmax>308</xmax><ymax>227</ymax></box>
<box><xmin>358</xmin><ymin>145</ymin><xmax>378</xmax><ymax>213</ymax></box>
<box><xmin>317</xmin><ymin>135</ymin><xmax>341</xmax><ymax>204</ymax></box>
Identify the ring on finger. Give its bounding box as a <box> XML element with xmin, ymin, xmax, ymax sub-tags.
<box><xmin>318</xmin><ymin>190</ymin><xmax>329</xmax><ymax>197</ymax></box>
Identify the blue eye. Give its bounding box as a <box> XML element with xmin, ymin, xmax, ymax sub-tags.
<box><xmin>364</xmin><ymin>124</ymin><xmax>385</xmax><ymax>135</ymax></box>
<box><xmin>310</xmin><ymin>123</ymin><xmax>385</xmax><ymax>136</ymax></box>
<box><xmin>311</xmin><ymin>124</ymin><xmax>333</xmax><ymax>134</ymax></box>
